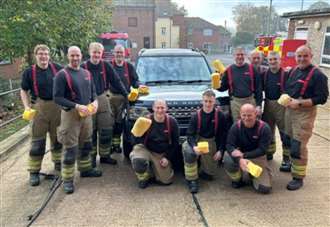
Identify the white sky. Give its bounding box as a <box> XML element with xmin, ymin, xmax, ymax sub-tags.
<box><xmin>172</xmin><ymin>0</ymin><xmax>330</xmax><ymax>29</ymax></box>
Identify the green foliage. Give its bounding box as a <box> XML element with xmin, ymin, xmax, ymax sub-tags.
<box><xmin>0</xmin><ymin>118</ymin><xmax>28</xmax><ymax>142</ymax></box>
<box><xmin>0</xmin><ymin>0</ymin><xmax>112</xmax><ymax>64</ymax></box>
<box><xmin>231</xmin><ymin>31</ymin><xmax>255</xmax><ymax>46</ymax></box>
<box><xmin>232</xmin><ymin>3</ymin><xmax>287</xmax><ymax>36</ymax></box>
<box><xmin>309</xmin><ymin>1</ymin><xmax>330</xmax><ymax>10</ymax></box>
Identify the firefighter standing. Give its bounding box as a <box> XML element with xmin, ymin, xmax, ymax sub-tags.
<box><xmin>109</xmin><ymin>44</ymin><xmax>145</xmax><ymax>154</ymax></box>
<box><xmin>262</xmin><ymin>51</ymin><xmax>291</xmax><ymax>168</ymax></box>
<box><xmin>54</xmin><ymin>46</ymin><xmax>102</xmax><ymax>194</ymax></box>
<box><xmin>82</xmin><ymin>42</ymin><xmax>128</xmax><ymax>167</ymax></box>
<box><xmin>130</xmin><ymin>99</ymin><xmax>179</xmax><ymax>189</ymax></box>
<box><xmin>224</xmin><ymin>104</ymin><xmax>272</xmax><ymax>194</ymax></box>
<box><xmin>182</xmin><ymin>90</ymin><xmax>227</xmax><ymax>194</ymax></box>
<box><xmin>20</xmin><ymin>44</ymin><xmax>62</xmax><ymax>186</ymax></box>
<box><xmin>218</xmin><ymin>47</ymin><xmax>263</xmax><ymax>122</ymax></box>
<box><xmin>284</xmin><ymin>45</ymin><xmax>328</xmax><ymax>190</ymax></box>
<box><xmin>249</xmin><ymin>50</ymin><xmax>268</xmax><ymax>74</ymax></box>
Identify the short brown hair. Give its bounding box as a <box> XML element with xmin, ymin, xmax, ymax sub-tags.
<box><xmin>34</xmin><ymin>44</ymin><xmax>50</xmax><ymax>55</ymax></box>
<box><xmin>202</xmin><ymin>89</ymin><xmax>216</xmax><ymax>97</ymax></box>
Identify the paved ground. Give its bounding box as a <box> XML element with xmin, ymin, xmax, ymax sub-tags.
<box><xmin>1</xmin><ymin>102</ymin><xmax>329</xmax><ymax>227</ymax></box>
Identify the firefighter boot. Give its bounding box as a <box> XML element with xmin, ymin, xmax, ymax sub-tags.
<box><xmin>287</xmin><ymin>178</ymin><xmax>303</xmax><ymax>191</ymax></box>
<box><xmin>187</xmin><ymin>180</ymin><xmax>199</xmax><ymax>194</ymax></box>
<box><xmin>279</xmin><ymin>156</ymin><xmax>291</xmax><ymax>172</ymax></box>
<box><xmin>63</xmin><ymin>181</ymin><xmax>74</xmax><ymax>194</ymax></box>
<box><xmin>54</xmin><ymin>162</ymin><xmax>61</xmax><ymax>172</ymax></box>
<box><xmin>100</xmin><ymin>156</ymin><xmax>117</xmax><ymax>165</ymax></box>
<box><xmin>29</xmin><ymin>173</ymin><xmax>40</xmax><ymax>186</ymax></box>
<box><xmin>80</xmin><ymin>168</ymin><xmax>103</xmax><ymax>178</ymax></box>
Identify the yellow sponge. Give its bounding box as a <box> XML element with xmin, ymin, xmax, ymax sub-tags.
<box><xmin>212</xmin><ymin>59</ymin><xmax>226</xmax><ymax>74</ymax></box>
<box><xmin>197</xmin><ymin>141</ymin><xmax>209</xmax><ymax>154</ymax></box>
<box><xmin>22</xmin><ymin>109</ymin><xmax>37</xmax><ymax>121</ymax></box>
<box><xmin>131</xmin><ymin>117</ymin><xmax>152</xmax><ymax>137</ymax></box>
<box><xmin>79</xmin><ymin>104</ymin><xmax>96</xmax><ymax>117</ymax></box>
<box><xmin>128</xmin><ymin>88</ymin><xmax>139</xmax><ymax>102</ymax></box>
<box><xmin>247</xmin><ymin>161</ymin><xmax>263</xmax><ymax>178</ymax></box>
<box><xmin>278</xmin><ymin>94</ymin><xmax>291</xmax><ymax>106</ymax></box>
<box><xmin>138</xmin><ymin>86</ymin><xmax>150</xmax><ymax>95</ymax></box>
<box><xmin>211</xmin><ymin>73</ymin><xmax>221</xmax><ymax>89</ymax></box>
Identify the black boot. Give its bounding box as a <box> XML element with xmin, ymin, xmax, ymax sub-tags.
<box><xmin>279</xmin><ymin>160</ymin><xmax>291</xmax><ymax>172</ymax></box>
<box><xmin>29</xmin><ymin>173</ymin><xmax>40</xmax><ymax>186</ymax></box>
<box><xmin>231</xmin><ymin>180</ymin><xmax>246</xmax><ymax>189</ymax></box>
<box><xmin>112</xmin><ymin>146</ymin><xmax>122</xmax><ymax>154</ymax></box>
<box><xmin>266</xmin><ymin>154</ymin><xmax>273</xmax><ymax>161</ymax></box>
<box><xmin>199</xmin><ymin>171</ymin><xmax>214</xmax><ymax>181</ymax></box>
<box><xmin>100</xmin><ymin>156</ymin><xmax>117</xmax><ymax>165</ymax></box>
<box><xmin>80</xmin><ymin>168</ymin><xmax>103</xmax><ymax>178</ymax></box>
<box><xmin>91</xmin><ymin>155</ymin><xmax>97</xmax><ymax>168</ymax></box>
<box><xmin>54</xmin><ymin>162</ymin><xmax>61</xmax><ymax>172</ymax></box>
<box><xmin>138</xmin><ymin>179</ymin><xmax>150</xmax><ymax>189</ymax></box>
<box><xmin>287</xmin><ymin>178</ymin><xmax>303</xmax><ymax>190</ymax></box>
<box><xmin>63</xmin><ymin>181</ymin><xmax>74</xmax><ymax>194</ymax></box>
<box><xmin>187</xmin><ymin>180</ymin><xmax>199</xmax><ymax>194</ymax></box>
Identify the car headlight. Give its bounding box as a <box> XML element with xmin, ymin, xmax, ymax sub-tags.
<box><xmin>128</xmin><ymin>106</ymin><xmax>150</xmax><ymax>120</ymax></box>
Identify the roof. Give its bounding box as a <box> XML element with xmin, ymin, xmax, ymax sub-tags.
<box><xmin>138</xmin><ymin>48</ymin><xmax>204</xmax><ymax>57</ymax></box>
<box><xmin>184</xmin><ymin>17</ymin><xmax>219</xmax><ymax>30</ymax></box>
<box><xmin>282</xmin><ymin>8</ymin><xmax>330</xmax><ymax>18</ymax></box>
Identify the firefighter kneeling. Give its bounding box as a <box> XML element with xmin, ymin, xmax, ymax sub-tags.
<box><xmin>130</xmin><ymin>100</ymin><xmax>179</xmax><ymax>189</ymax></box>
<box><xmin>224</xmin><ymin>104</ymin><xmax>272</xmax><ymax>194</ymax></box>
<box><xmin>182</xmin><ymin>89</ymin><xmax>227</xmax><ymax>194</ymax></box>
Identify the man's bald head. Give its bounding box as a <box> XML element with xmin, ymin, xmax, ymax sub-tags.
<box><xmin>67</xmin><ymin>46</ymin><xmax>82</xmax><ymax>69</ymax></box>
<box><xmin>249</xmin><ymin>50</ymin><xmax>263</xmax><ymax>67</ymax></box>
<box><xmin>153</xmin><ymin>99</ymin><xmax>167</xmax><ymax>108</ymax></box>
<box><xmin>240</xmin><ymin>104</ymin><xmax>257</xmax><ymax>128</ymax></box>
<box><xmin>152</xmin><ymin>99</ymin><xmax>167</xmax><ymax>121</ymax></box>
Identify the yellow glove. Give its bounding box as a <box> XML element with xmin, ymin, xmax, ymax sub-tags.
<box><xmin>278</xmin><ymin>94</ymin><xmax>291</xmax><ymax>106</ymax></box>
<box><xmin>247</xmin><ymin>161</ymin><xmax>263</xmax><ymax>178</ymax></box>
<box><xmin>211</xmin><ymin>73</ymin><xmax>221</xmax><ymax>89</ymax></box>
<box><xmin>197</xmin><ymin>141</ymin><xmax>209</xmax><ymax>154</ymax></box>
<box><xmin>212</xmin><ymin>59</ymin><xmax>226</xmax><ymax>74</ymax></box>
<box><xmin>22</xmin><ymin>109</ymin><xmax>37</xmax><ymax>121</ymax></box>
<box><xmin>138</xmin><ymin>86</ymin><xmax>150</xmax><ymax>95</ymax></box>
<box><xmin>128</xmin><ymin>88</ymin><xmax>139</xmax><ymax>102</ymax></box>
<box><xmin>131</xmin><ymin>117</ymin><xmax>152</xmax><ymax>137</ymax></box>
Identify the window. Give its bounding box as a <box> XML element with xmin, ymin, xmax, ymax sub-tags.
<box><xmin>161</xmin><ymin>42</ymin><xmax>166</xmax><ymax>48</ymax></box>
<box><xmin>187</xmin><ymin>42</ymin><xmax>193</xmax><ymax>49</ymax></box>
<box><xmin>187</xmin><ymin>27</ymin><xmax>193</xmax><ymax>35</ymax></box>
<box><xmin>128</xmin><ymin>17</ymin><xmax>137</xmax><ymax>27</ymax></box>
<box><xmin>294</xmin><ymin>27</ymin><xmax>308</xmax><ymax>39</ymax></box>
<box><xmin>203</xmin><ymin>29</ymin><xmax>213</xmax><ymax>36</ymax></box>
<box><xmin>161</xmin><ymin>27</ymin><xmax>166</xmax><ymax>35</ymax></box>
<box><xmin>320</xmin><ymin>26</ymin><xmax>330</xmax><ymax>67</ymax></box>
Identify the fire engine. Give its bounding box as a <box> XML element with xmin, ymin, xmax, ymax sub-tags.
<box><xmin>255</xmin><ymin>35</ymin><xmax>306</xmax><ymax>68</ymax></box>
<box><xmin>97</xmin><ymin>31</ymin><xmax>132</xmax><ymax>61</ymax></box>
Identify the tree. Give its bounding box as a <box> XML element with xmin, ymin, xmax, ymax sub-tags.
<box><xmin>0</xmin><ymin>0</ymin><xmax>112</xmax><ymax>65</ymax></box>
<box><xmin>309</xmin><ymin>1</ymin><xmax>330</xmax><ymax>10</ymax></box>
<box><xmin>231</xmin><ymin>31</ymin><xmax>255</xmax><ymax>46</ymax></box>
<box><xmin>232</xmin><ymin>3</ymin><xmax>287</xmax><ymax>36</ymax></box>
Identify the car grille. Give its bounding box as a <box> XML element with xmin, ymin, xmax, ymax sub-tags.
<box><xmin>167</xmin><ymin>105</ymin><xmax>200</xmax><ymax>126</ymax></box>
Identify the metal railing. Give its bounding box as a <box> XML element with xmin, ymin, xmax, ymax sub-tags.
<box><xmin>0</xmin><ymin>88</ymin><xmax>23</xmax><ymax>128</ymax></box>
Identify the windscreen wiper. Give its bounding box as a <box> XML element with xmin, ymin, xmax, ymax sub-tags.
<box><xmin>185</xmin><ymin>80</ymin><xmax>210</xmax><ymax>83</ymax></box>
<box><xmin>145</xmin><ymin>80</ymin><xmax>185</xmax><ymax>85</ymax></box>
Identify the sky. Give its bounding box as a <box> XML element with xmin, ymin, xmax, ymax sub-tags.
<box><xmin>172</xmin><ymin>0</ymin><xmax>330</xmax><ymax>30</ymax></box>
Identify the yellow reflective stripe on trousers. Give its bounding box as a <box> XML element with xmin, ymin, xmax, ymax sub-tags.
<box><xmin>225</xmin><ymin>169</ymin><xmax>242</xmax><ymax>181</ymax></box>
<box><xmin>136</xmin><ymin>172</ymin><xmax>150</xmax><ymax>181</ymax></box>
<box><xmin>51</xmin><ymin>150</ymin><xmax>62</xmax><ymax>162</ymax></box>
<box><xmin>62</xmin><ymin>166</ymin><xmax>75</xmax><ymax>180</ymax></box>
<box><xmin>291</xmin><ymin>162</ymin><xmax>307</xmax><ymax>176</ymax></box>
<box><xmin>184</xmin><ymin>163</ymin><xmax>198</xmax><ymax>180</ymax></box>
<box><xmin>282</xmin><ymin>147</ymin><xmax>290</xmax><ymax>157</ymax></box>
<box><xmin>266</xmin><ymin>143</ymin><xmax>276</xmax><ymax>155</ymax></box>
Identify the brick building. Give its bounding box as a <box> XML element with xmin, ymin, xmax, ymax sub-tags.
<box><xmin>282</xmin><ymin>8</ymin><xmax>330</xmax><ymax>77</ymax></box>
<box><xmin>184</xmin><ymin>17</ymin><xmax>222</xmax><ymax>54</ymax></box>
<box><xmin>112</xmin><ymin>0</ymin><xmax>155</xmax><ymax>61</ymax></box>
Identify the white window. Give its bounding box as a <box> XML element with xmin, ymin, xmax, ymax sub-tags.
<box><xmin>187</xmin><ymin>27</ymin><xmax>193</xmax><ymax>35</ymax></box>
<box><xmin>187</xmin><ymin>42</ymin><xmax>193</xmax><ymax>49</ymax></box>
<box><xmin>294</xmin><ymin>27</ymin><xmax>308</xmax><ymax>39</ymax></box>
<box><xmin>203</xmin><ymin>29</ymin><xmax>213</xmax><ymax>36</ymax></box>
<box><xmin>161</xmin><ymin>27</ymin><xmax>166</xmax><ymax>35</ymax></box>
<box><xmin>320</xmin><ymin>26</ymin><xmax>330</xmax><ymax>67</ymax></box>
<box><xmin>161</xmin><ymin>42</ymin><xmax>166</xmax><ymax>48</ymax></box>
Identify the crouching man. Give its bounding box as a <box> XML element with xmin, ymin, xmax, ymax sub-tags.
<box><xmin>224</xmin><ymin>104</ymin><xmax>272</xmax><ymax>194</ymax></box>
<box><xmin>130</xmin><ymin>99</ymin><xmax>179</xmax><ymax>189</ymax></box>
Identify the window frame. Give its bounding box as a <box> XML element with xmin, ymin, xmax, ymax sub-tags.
<box><xmin>161</xmin><ymin>27</ymin><xmax>166</xmax><ymax>35</ymax></box>
<box><xmin>203</xmin><ymin>28</ymin><xmax>213</xmax><ymax>36</ymax></box>
<box><xmin>320</xmin><ymin>27</ymin><xmax>330</xmax><ymax>68</ymax></box>
<box><xmin>128</xmin><ymin>17</ymin><xmax>138</xmax><ymax>27</ymax></box>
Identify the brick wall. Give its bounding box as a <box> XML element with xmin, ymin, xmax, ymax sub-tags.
<box><xmin>0</xmin><ymin>58</ymin><xmax>23</xmax><ymax>80</ymax></box>
<box><xmin>112</xmin><ymin>6</ymin><xmax>155</xmax><ymax>61</ymax></box>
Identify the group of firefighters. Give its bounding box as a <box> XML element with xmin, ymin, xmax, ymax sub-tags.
<box><xmin>20</xmin><ymin>42</ymin><xmax>328</xmax><ymax>195</ymax></box>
